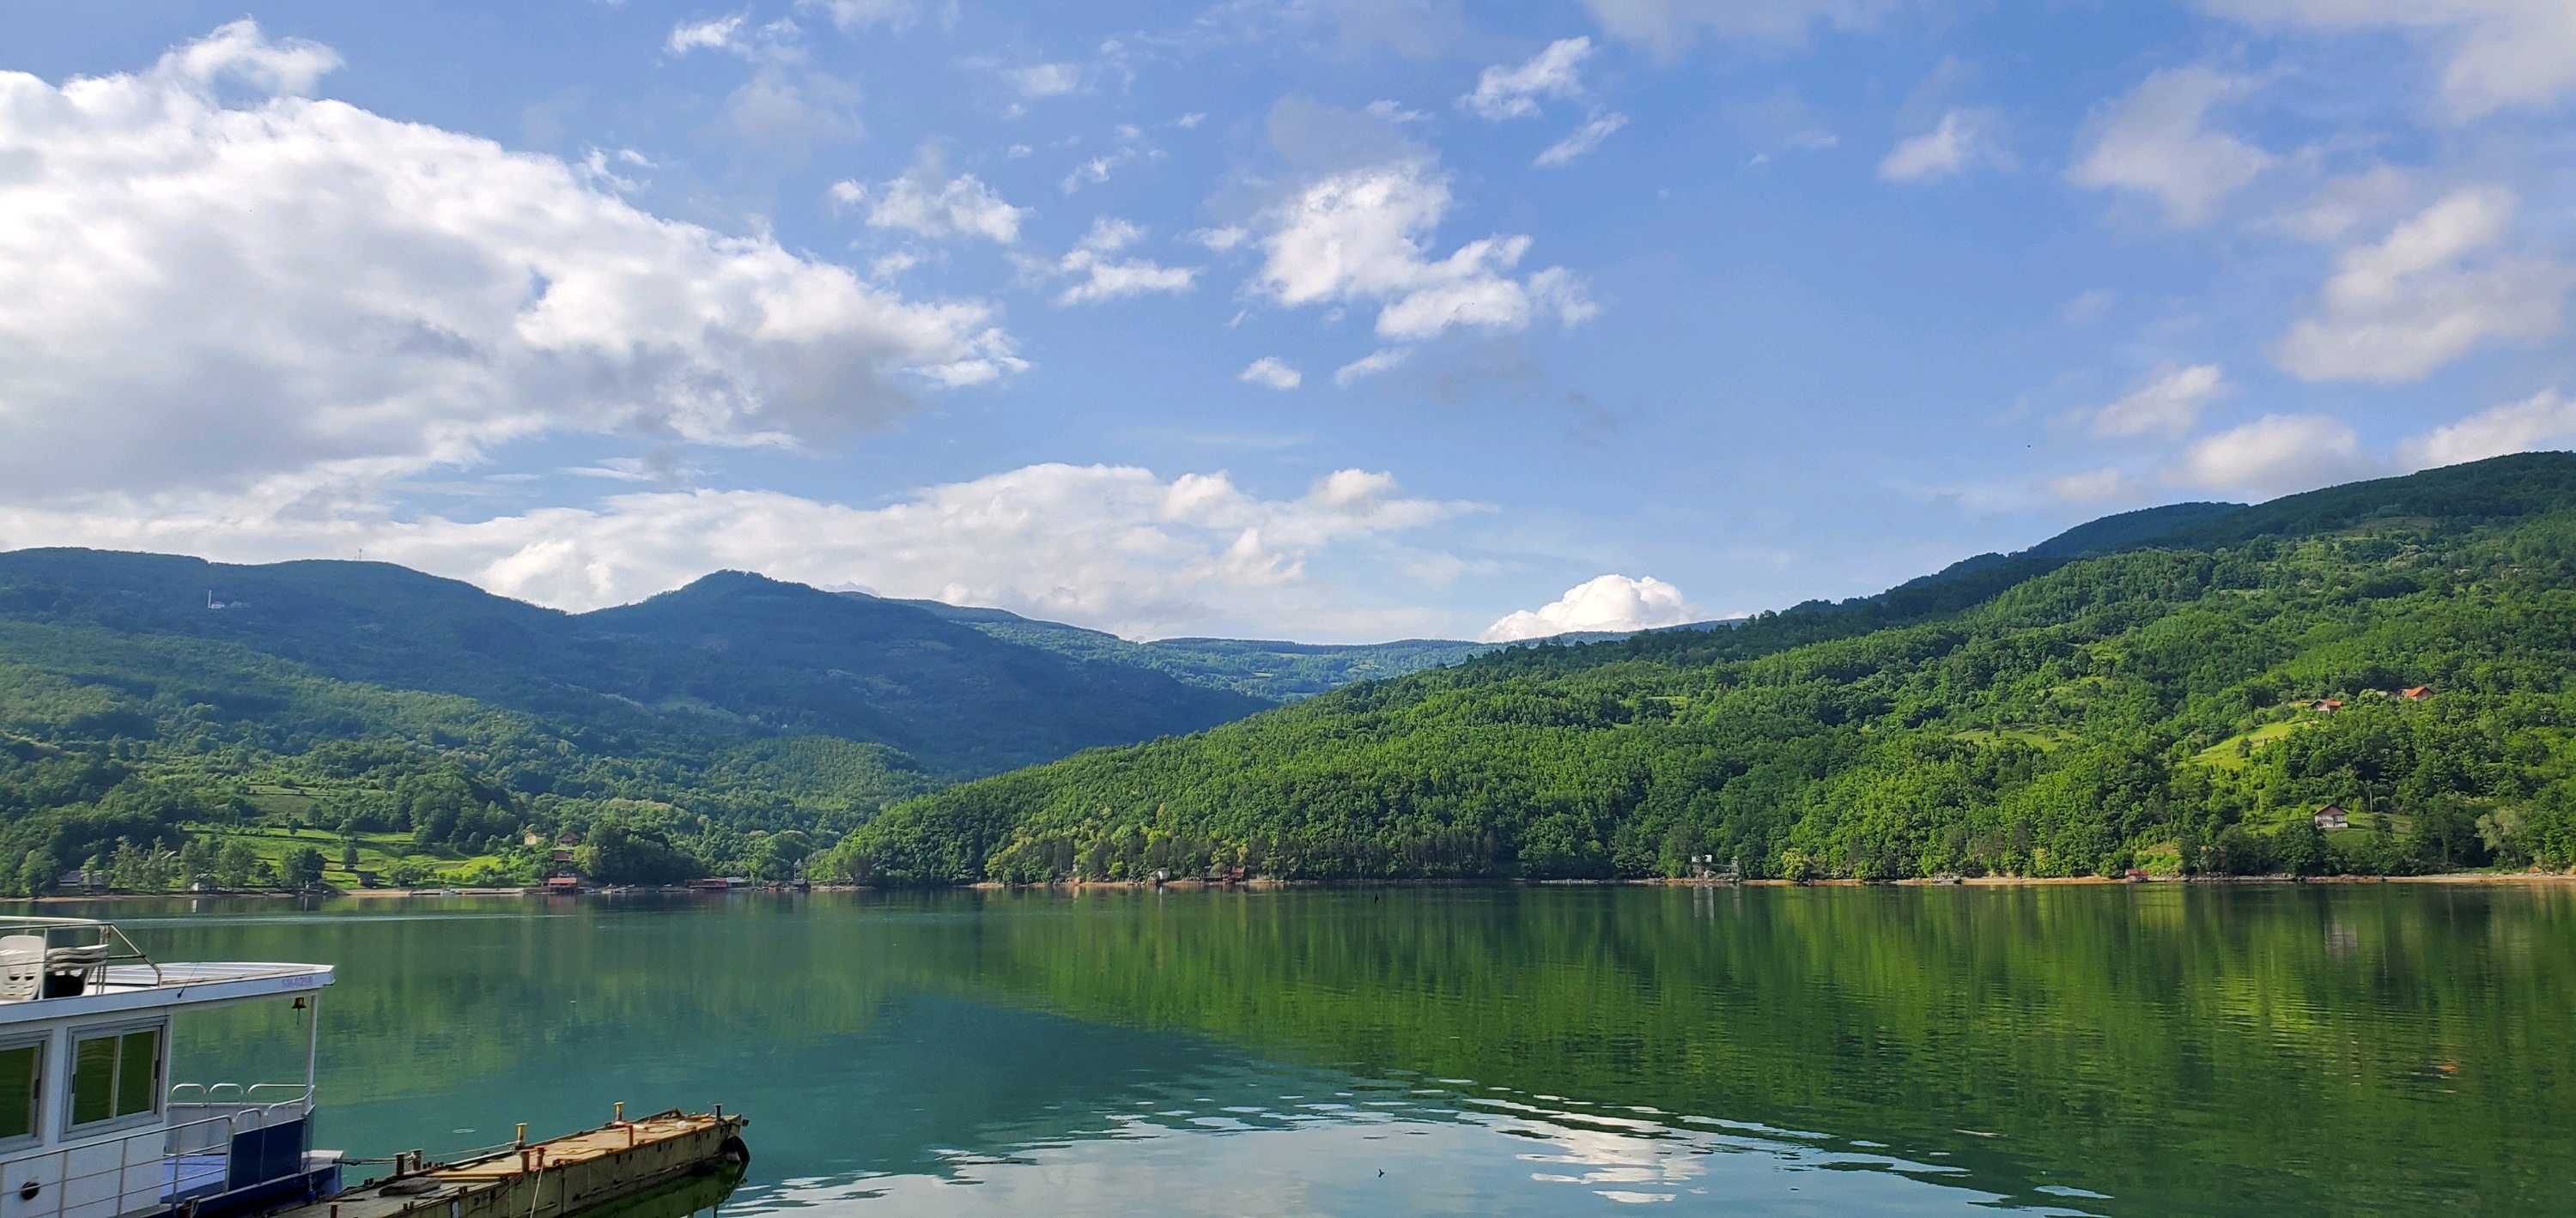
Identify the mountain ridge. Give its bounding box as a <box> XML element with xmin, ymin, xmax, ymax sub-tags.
<box><xmin>823</xmin><ymin>452</ymin><xmax>2576</xmax><ymax>885</ymax></box>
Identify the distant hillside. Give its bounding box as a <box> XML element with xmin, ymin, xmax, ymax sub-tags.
<box><xmin>0</xmin><ymin>553</ymin><xmax>1261</xmax><ymax>777</ymax></box>
<box><xmin>827</xmin><ymin>452</ymin><xmax>2576</xmax><ymax>885</ymax></box>
<box><xmin>884</xmin><ymin>597</ymin><xmax>1492</xmax><ymax>700</ymax></box>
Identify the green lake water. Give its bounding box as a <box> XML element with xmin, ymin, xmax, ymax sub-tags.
<box><xmin>33</xmin><ymin>883</ymin><xmax>2576</xmax><ymax>1215</ymax></box>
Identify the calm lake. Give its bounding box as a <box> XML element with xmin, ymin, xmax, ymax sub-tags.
<box><xmin>31</xmin><ymin>883</ymin><xmax>2576</xmax><ymax>1215</ymax></box>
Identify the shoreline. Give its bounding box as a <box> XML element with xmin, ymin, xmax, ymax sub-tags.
<box><xmin>23</xmin><ymin>870</ymin><xmax>2576</xmax><ymax>903</ymax></box>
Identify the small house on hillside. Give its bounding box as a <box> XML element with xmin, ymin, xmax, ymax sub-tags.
<box><xmin>2402</xmin><ymin>686</ymin><xmax>2432</xmax><ymax>700</ymax></box>
<box><xmin>2310</xmin><ymin>698</ymin><xmax>2345</xmax><ymax>714</ymax></box>
<box><xmin>2313</xmin><ymin>803</ymin><xmax>2350</xmax><ymax>831</ymax></box>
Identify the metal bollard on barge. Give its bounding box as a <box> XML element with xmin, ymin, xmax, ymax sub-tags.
<box><xmin>269</xmin><ymin>1108</ymin><xmax>749</xmax><ymax>1218</ymax></box>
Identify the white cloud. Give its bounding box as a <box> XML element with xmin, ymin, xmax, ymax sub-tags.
<box><xmin>664</xmin><ymin>14</ymin><xmax>807</xmax><ymax>63</ymax></box>
<box><xmin>1239</xmin><ymin>358</ymin><xmax>1302</xmax><ymax>390</ymax></box>
<box><xmin>1253</xmin><ymin>161</ymin><xmax>1596</xmax><ymax>341</ymax></box>
<box><xmin>666</xmin><ymin>15</ymin><xmax>748</xmax><ymax>55</ymax></box>
<box><xmin>1007</xmin><ymin>63</ymin><xmax>1084</xmax><ymax>99</ymax></box>
<box><xmin>157</xmin><ymin>19</ymin><xmax>340</xmax><ymax>94</ymax></box>
<box><xmin>2260</xmin><ymin>165</ymin><xmax>2416</xmax><ymax>245</ymax></box>
<box><xmin>2201</xmin><ymin>0</ymin><xmax>2576</xmax><ymax>118</ymax></box>
<box><xmin>2397</xmin><ymin>389</ymin><xmax>2576</xmax><ymax>470</ymax></box>
<box><xmin>1876</xmin><ymin>109</ymin><xmax>2012</xmax><ymax>183</ymax></box>
<box><xmin>2275</xmin><ymin>187</ymin><xmax>2570</xmax><ymax>383</ymax></box>
<box><xmin>0</xmin><ymin>21</ymin><xmax>1020</xmax><ymax>506</ymax></box>
<box><xmin>1190</xmin><ymin>226</ymin><xmax>1250</xmax><ymax>251</ymax></box>
<box><xmin>0</xmin><ymin>464</ymin><xmax>1468</xmax><ymax>639</ymax></box>
<box><xmin>2090</xmin><ymin>362</ymin><xmax>2227</xmax><ymax>438</ymax></box>
<box><xmin>1480</xmin><ymin>574</ymin><xmax>1694</xmax><ymax>642</ymax></box>
<box><xmin>1582</xmin><ymin>0</ymin><xmax>1906</xmax><ymax>52</ymax></box>
<box><xmin>797</xmin><ymin>0</ymin><xmax>920</xmax><ymax>33</ymax></box>
<box><xmin>1051</xmin><ymin>219</ymin><xmax>1199</xmax><ymax>306</ymax></box>
<box><xmin>1058</xmin><ymin>125</ymin><xmax>1158</xmax><ymax>194</ymax></box>
<box><xmin>1534</xmin><ymin>114</ymin><xmax>1629</xmax><ymax>167</ymax></box>
<box><xmin>1461</xmin><ymin>38</ymin><xmax>1594</xmax><ymax>121</ymax></box>
<box><xmin>2169</xmin><ymin>414</ymin><xmax>2380</xmax><ymax>499</ymax></box>
<box><xmin>833</xmin><ymin>163</ymin><xmax>1030</xmax><ymax>243</ymax></box>
<box><xmin>2066</xmin><ymin>66</ymin><xmax>2273</xmax><ymax>227</ymax></box>
<box><xmin>1334</xmin><ymin>348</ymin><xmax>1412</xmax><ymax>386</ymax></box>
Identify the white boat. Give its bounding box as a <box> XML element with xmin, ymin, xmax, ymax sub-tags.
<box><xmin>0</xmin><ymin>918</ymin><xmax>337</xmax><ymax>1218</ymax></box>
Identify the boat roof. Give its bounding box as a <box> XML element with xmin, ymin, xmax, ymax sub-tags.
<box><xmin>0</xmin><ymin>918</ymin><xmax>332</xmax><ymax>1026</ymax></box>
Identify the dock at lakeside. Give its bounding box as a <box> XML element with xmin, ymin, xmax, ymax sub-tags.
<box><xmin>258</xmin><ymin>1110</ymin><xmax>748</xmax><ymax>1218</ymax></box>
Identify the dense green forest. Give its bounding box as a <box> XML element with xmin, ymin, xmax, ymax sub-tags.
<box><xmin>0</xmin><ymin>555</ymin><xmax>1271</xmax><ymax>893</ymax></box>
<box><xmin>826</xmin><ymin>453</ymin><xmax>2576</xmax><ymax>884</ymax></box>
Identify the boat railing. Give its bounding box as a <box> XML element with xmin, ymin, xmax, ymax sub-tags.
<box><xmin>0</xmin><ymin>918</ymin><xmax>161</xmax><ymax>1001</ymax></box>
<box><xmin>15</xmin><ymin>1088</ymin><xmax>311</xmax><ymax>1218</ymax></box>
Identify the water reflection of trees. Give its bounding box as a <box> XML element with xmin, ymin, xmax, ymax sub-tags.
<box><xmin>93</xmin><ymin>886</ymin><xmax>2576</xmax><ymax>1215</ymax></box>
<box><xmin>932</xmin><ymin>884</ymin><xmax>2576</xmax><ymax>1215</ymax></box>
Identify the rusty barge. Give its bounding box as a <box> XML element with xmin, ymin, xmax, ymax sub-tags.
<box><xmin>272</xmin><ymin>1109</ymin><xmax>748</xmax><ymax>1218</ymax></box>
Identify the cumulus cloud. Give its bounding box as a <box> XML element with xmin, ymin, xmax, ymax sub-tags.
<box><xmin>2169</xmin><ymin>414</ymin><xmax>2379</xmax><ymax>499</ymax></box>
<box><xmin>1334</xmin><ymin>348</ymin><xmax>1411</xmax><ymax>386</ymax></box>
<box><xmin>797</xmin><ymin>0</ymin><xmax>921</xmax><ymax>33</ymax></box>
<box><xmin>1239</xmin><ymin>358</ymin><xmax>1302</xmax><ymax>390</ymax></box>
<box><xmin>1876</xmin><ymin>109</ymin><xmax>2012</xmax><ymax>183</ymax></box>
<box><xmin>1534</xmin><ymin>114</ymin><xmax>1629</xmax><ymax>167</ymax></box>
<box><xmin>1007</xmin><ymin>63</ymin><xmax>1083</xmax><ymax>99</ymax></box>
<box><xmin>2066</xmin><ymin>66</ymin><xmax>2273</xmax><ymax>227</ymax></box>
<box><xmin>0</xmin><ymin>21</ymin><xmax>1021</xmax><ymax>506</ymax></box>
<box><xmin>1050</xmin><ymin>218</ymin><xmax>1198</xmax><ymax>306</ymax></box>
<box><xmin>1461</xmin><ymin>37</ymin><xmax>1593</xmax><ymax>120</ymax></box>
<box><xmin>2090</xmin><ymin>362</ymin><xmax>2227</xmax><ymax>438</ymax></box>
<box><xmin>666</xmin><ymin>15</ymin><xmax>748</xmax><ymax>55</ymax></box>
<box><xmin>2275</xmin><ymin>187</ymin><xmax>2570</xmax><ymax>383</ymax></box>
<box><xmin>1480</xmin><ymin>574</ymin><xmax>1693</xmax><ymax>642</ymax></box>
<box><xmin>1582</xmin><ymin>0</ymin><xmax>1907</xmax><ymax>52</ymax></box>
<box><xmin>1253</xmin><ymin>161</ymin><xmax>1596</xmax><ymax>342</ymax></box>
<box><xmin>831</xmin><ymin>162</ymin><xmax>1030</xmax><ymax>243</ymax></box>
<box><xmin>0</xmin><ymin>465</ymin><xmax>1468</xmax><ymax>639</ymax></box>
<box><xmin>2201</xmin><ymin>0</ymin><xmax>2576</xmax><ymax>118</ymax></box>
<box><xmin>2397</xmin><ymin>390</ymin><xmax>2576</xmax><ymax>470</ymax></box>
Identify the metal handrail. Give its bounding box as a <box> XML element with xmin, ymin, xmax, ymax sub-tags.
<box><xmin>0</xmin><ymin>918</ymin><xmax>162</xmax><ymax>990</ymax></box>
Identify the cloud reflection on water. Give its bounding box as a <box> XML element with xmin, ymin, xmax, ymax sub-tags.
<box><xmin>728</xmin><ymin>1077</ymin><xmax>2082</xmax><ymax>1217</ymax></box>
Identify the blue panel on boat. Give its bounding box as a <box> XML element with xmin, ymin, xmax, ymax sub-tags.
<box><xmin>228</xmin><ymin>1117</ymin><xmax>308</xmax><ymax>1191</ymax></box>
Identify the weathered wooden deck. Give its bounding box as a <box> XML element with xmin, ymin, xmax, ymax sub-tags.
<box><xmin>260</xmin><ymin>1111</ymin><xmax>747</xmax><ymax>1218</ymax></box>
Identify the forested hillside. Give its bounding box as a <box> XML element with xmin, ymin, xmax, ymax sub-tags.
<box><xmin>825</xmin><ymin>453</ymin><xmax>2576</xmax><ymax>884</ymax></box>
<box><xmin>0</xmin><ymin>554</ymin><xmax>1261</xmax><ymax>892</ymax></box>
<box><xmin>0</xmin><ymin>553</ymin><xmax>1260</xmax><ymax>774</ymax></box>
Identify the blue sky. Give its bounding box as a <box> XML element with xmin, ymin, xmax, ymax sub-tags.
<box><xmin>1</xmin><ymin>1</ymin><xmax>2571</xmax><ymax>640</ymax></box>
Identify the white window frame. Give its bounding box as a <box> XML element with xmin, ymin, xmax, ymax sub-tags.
<box><xmin>63</xmin><ymin>1020</ymin><xmax>165</xmax><ymax>1136</ymax></box>
<box><xmin>0</xmin><ymin>1033</ymin><xmax>44</xmax><ymax>1148</ymax></box>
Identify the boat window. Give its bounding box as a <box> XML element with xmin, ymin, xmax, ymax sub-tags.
<box><xmin>69</xmin><ymin>1027</ymin><xmax>160</xmax><ymax>1128</ymax></box>
<box><xmin>0</xmin><ymin>1040</ymin><xmax>38</xmax><ymax>1140</ymax></box>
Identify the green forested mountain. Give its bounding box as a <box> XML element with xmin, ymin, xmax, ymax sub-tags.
<box><xmin>825</xmin><ymin>453</ymin><xmax>2576</xmax><ymax>884</ymax></box>
<box><xmin>0</xmin><ymin>553</ymin><xmax>1262</xmax><ymax>890</ymax></box>
<box><xmin>0</xmin><ymin>553</ymin><xmax>1259</xmax><ymax>775</ymax></box>
<box><xmin>887</xmin><ymin>597</ymin><xmax>1493</xmax><ymax>700</ymax></box>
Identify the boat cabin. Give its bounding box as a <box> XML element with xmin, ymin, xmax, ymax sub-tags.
<box><xmin>0</xmin><ymin>918</ymin><xmax>337</xmax><ymax>1218</ymax></box>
